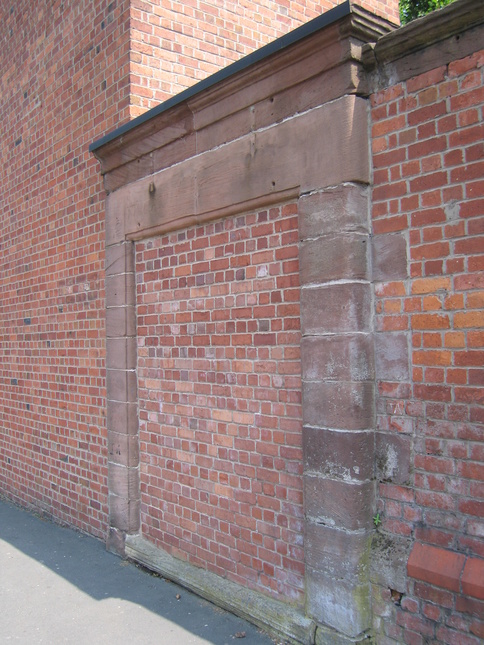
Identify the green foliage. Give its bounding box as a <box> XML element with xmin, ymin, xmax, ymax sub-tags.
<box><xmin>399</xmin><ymin>0</ymin><xmax>455</xmax><ymax>25</ymax></box>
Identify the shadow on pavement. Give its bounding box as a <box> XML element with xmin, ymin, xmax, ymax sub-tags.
<box><xmin>0</xmin><ymin>497</ymin><xmax>280</xmax><ymax>645</ymax></box>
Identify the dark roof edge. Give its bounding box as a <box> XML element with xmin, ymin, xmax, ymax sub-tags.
<box><xmin>89</xmin><ymin>1</ymin><xmax>352</xmax><ymax>153</ymax></box>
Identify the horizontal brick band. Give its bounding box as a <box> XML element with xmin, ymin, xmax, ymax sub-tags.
<box><xmin>408</xmin><ymin>542</ymin><xmax>484</xmax><ymax>601</ymax></box>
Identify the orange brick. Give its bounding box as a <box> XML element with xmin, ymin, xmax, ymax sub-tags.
<box><xmin>462</xmin><ymin>558</ymin><xmax>484</xmax><ymax>600</ymax></box>
<box><xmin>412</xmin><ymin>277</ymin><xmax>451</xmax><ymax>294</ymax></box>
<box><xmin>412</xmin><ymin>314</ymin><xmax>450</xmax><ymax>330</ymax></box>
<box><xmin>445</xmin><ymin>332</ymin><xmax>466</xmax><ymax>348</ymax></box>
<box><xmin>408</xmin><ymin>543</ymin><xmax>465</xmax><ymax>592</ymax></box>
<box><xmin>467</xmin><ymin>291</ymin><xmax>484</xmax><ymax>309</ymax></box>
<box><xmin>413</xmin><ymin>350</ymin><xmax>452</xmax><ymax>366</ymax></box>
<box><xmin>455</xmin><ymin>312</ymin><xmax>484</xmax><ymax>328</ymax></box>
<box><xmin>375</xmin><ymin>282</ymin><xmax>407</xmax><ymax>297</ymax></box>
<box><xmin>423</xmin><ymin>295</ymin><xmax>442</xmax><ymax>311</ymax></box>
<box><xmin>445</xmin><ymin>294</ymin><xmax>465</xmax><ymax>310</ymax></box>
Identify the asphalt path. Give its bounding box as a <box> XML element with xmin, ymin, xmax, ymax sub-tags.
<box><xmin>0</xmin><ymin>497</ymin><xmax>280</xmax><ymax>645</ymax></box>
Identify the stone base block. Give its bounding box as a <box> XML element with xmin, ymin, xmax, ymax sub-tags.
<box><xmin>106</xmin><ymin>526</ymin><xmax>126</xmax><ymax>556</ymax></box>
<box><xmin>315</xmin><ymin>623</ymin><xmax>373</xmax><ymax>644</ymax></box>
<box><xmin>126</xmin><ymin>534</ymin><xmax>315</xmax><ymax>645</ymax></box>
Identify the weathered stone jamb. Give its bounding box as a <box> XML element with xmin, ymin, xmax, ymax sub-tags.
<box><xmin>105</xmin><ymin>239</ymin><xmax>140</xmax><ymax>554</ymax></box>
<box><xmin>299</xmin><ymin>182</ymin><xmax>375</xmax><ymax>639</ymax></box>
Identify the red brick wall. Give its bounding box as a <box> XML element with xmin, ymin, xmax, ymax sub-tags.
<box><xmin>129</xmin><ymin>0</ymin><xmax>399</xmax><ymax>115</ymax></box>
<box><xmin>0</xmin><ymin>0</ymin><xmax>132</xmax><ymax>535</ymax></box>
<box><xmin>136</xmin><ymin>204</ymin><xmax>305</xmax><ymax>602</ymax></box>
<box><xmin>0</xmin><ymin>0</ymin><xmax>397</xmax><ymax>536</ymax></box>
<box><xmin>371</xmin><ymin>48</ymin><xmax>484</xmax><ymax>643</ymax></box>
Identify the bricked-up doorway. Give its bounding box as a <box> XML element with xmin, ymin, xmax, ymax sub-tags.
<box><xmin>92</xmin><ymin>5</ymin><xmax>393</xmax><ymax>643</ymax></box>
<box><xmin>136</xmin><ymin>203</ymin><xmax>306</xmax><ymax>604</ymax></box>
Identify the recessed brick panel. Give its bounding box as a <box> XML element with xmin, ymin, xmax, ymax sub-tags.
<box><xmin>136</xmin><ymin>204</ymin><xmax>305</xmax><ymax>604</ymax></box>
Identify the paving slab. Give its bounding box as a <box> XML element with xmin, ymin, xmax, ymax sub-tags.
<box><xmin>0</xmin><ymin>498</ymin><xmax>282</xmax><ymax>645</ymax></box>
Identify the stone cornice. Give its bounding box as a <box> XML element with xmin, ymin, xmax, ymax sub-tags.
<box><xmin>363</xmin><ymin>0</ymin><xmax>484</xmax><ymax>88</ymax></box>
<box><xmin>91</xmin><ymin>3</ymin><xmax>394</xmax><ymax>190</ymax></box>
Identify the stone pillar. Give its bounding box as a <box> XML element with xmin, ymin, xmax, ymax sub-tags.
<box><xmin>299</xmin><ymin>183</ymin><xmax>375</xmax><ymax>642</ymax></box>
<box><xmin>105</xmin><ymin>201</ymin><xmax>140</xmax><ymax>553</ymax></box>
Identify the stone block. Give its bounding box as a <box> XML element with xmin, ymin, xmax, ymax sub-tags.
<box><xmin>306</xmin><ymin>566</ymin><xmax>371</xmax><ymax>637</ymax></box>
<box><xmin>109</xmin><ymin>494</ymin><xmax>140</xmax><ymax>533</ymax></box>
<box><xmin>115</xmin><ymin>160</ymin><xmax>197</xmax><ymax>240</ymax></box>
<box><xmin>106</xmin><ymin>305</ymin><xmax>136</xmax><ymax>338</ymax></box>
<box><xmin>374</xmin><ymin>331</ymin><xmax>410</xmax><ymax>381</ymax></box>
<box><xmin>303</xmin><ymin>380</ymin><xmax>374</xmax><ymax>431</ymax></box>
<box><xmin>108</xmin><ymin>462</ymin><xmax>140</xmax><ymax>500</ymax></box>
<box><xmin>372</xmin><ymin>232</ymin><xmax>408</xmax><ymax>282</ymax></box>
<box><xmin>299</xmin><ymin>233</ymin><xmax>369</xmax><ymax>285</ymax></box>
<box><xmin>303</xmin><ymin>427</ymin><xmax>374</xmax><ymax>482</ymax></box>
<box><xmin>196</xmin><ymin>96</ymin><xmax>369</xmax><ymax>219</ymax></box>
<box><xmin>375</xmin><ymin>432</ymin><xmax>412</xmax><ymax>484</ymax></box>
<box><xmin>107</xmin><ymin>400</ymin><xmax>139</xmax><ymax>436</ymax></box>
<box><xmin>301</xmin><ymin>282</ymin><xmax>371</xmax><ymax>336</ymax></box>
<box><xmin>370</xmin><ymin>532</ymin><xmax>413</xmax><ymax>593</ymax></box>
<box><xmin>304</xmin><ymin>475</ymin><xmax>375</xmax><ymax>531</ymax></box>
<box><xmin>152</xmin><ymin>132</ymin><xmax>197</xmax><ymax>175</ymax></box>
<box><xmin>99</xmin><ymin>104</ymin><xmax>193</xmax><ymax>173</ymax></box>
<box><xmin>252</xmin><ymin>59</ymin><xmax>363</xmax><ymax>132</ymax></box>
<box><xmin>105</xmin><ymin>190</ymin><xmax>128</xmax><ymax>245</ymax></box>
<box><xmin>106</xmin><ymin>337</ymin><xmax>137</xmax><ymax>371</ymax></box>
<box><xmin>108</xmin><ymin>431</ymin><xmax>140</xmax><ymax>468</ymax></box>
<box><xmin>301</xmin><ymin>334</ymin><xmax>374</xmax><ymax>382</ymax></box>
<box><xmin>196</xmin><ymin>109</ymin><xmax>252</xmax><ymax>153</ymax></box>
<box><xmin>305</xmin><ymin>522</ymin><xmax>372</xmax><ymax>576</ymax></box>
<box><xmin>105</xmin><ymin>241</ymin><xmax>135</xmax><ymax>276</ymax></box>
<box><xmin>104</xmin><ymin>154</ymin><xmax>154</xmax><ymax>193</ymax></box>
<box><xmin>106</xmin><ymin>273</ymin><xmax>136</xmax><ymax>308</ymax></box>
<box><xmin>299</xmin><ymin>183</ymin><xmax>370</xmax><ymax>239</ymax></box>
<box><xmin>106</xmin><ymin>368</ymin><xmax>137</xmax><ymax>403</ymax></box>
<box><xmin>106</xmin><ymin>526</ymin><xmax>126</xmax><ymax>556</ymax></box>
<box><xmin>301</xmin><ymin>282</ymin><xmax>371</xmax><ymax>335</ymax></box>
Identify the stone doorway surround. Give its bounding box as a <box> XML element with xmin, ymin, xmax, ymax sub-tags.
<box><xmin>91</xmin><ymin>4</ymin><xmax>394</xmax><ymax>643</ymax></box>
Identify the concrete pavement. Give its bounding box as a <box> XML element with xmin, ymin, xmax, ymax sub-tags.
<box><xmin>0</xmin><ymin>498</ymin><xmax>281</xmax><ymax>645</ymax></box>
